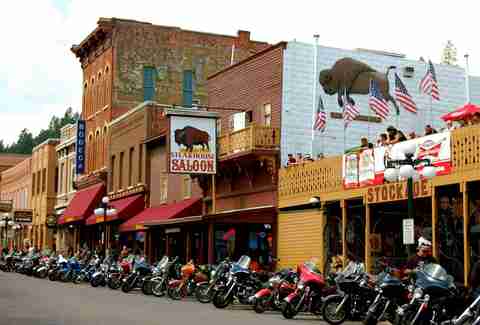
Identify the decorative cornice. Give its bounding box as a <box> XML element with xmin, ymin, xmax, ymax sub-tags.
<box><xmin>108</xmin><ymin>183</ymin><xmax>146</xmax><ymax>201</ymax></box>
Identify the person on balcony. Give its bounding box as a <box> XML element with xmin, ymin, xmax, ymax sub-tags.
<box><xmin>424</xmin><ymin>124</ymin><xmax>437</xmax><ymax>135</ymax></box>
<box><xmin>386</xmin><ymin>126</ymin><xmax>406</xmax><ymax>145</ymax></box>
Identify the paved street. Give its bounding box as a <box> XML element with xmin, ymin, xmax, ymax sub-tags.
<box><xmin>0</xmin><ymin>272</ymin><xmax>327</xmax><ymax>325</ymax></box>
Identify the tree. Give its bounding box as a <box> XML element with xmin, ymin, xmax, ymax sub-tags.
<box><xmin>441</xmin><ymin>40</ymin><xmax>458</xmax><ymax>65</ymax></box>
<box><xmin>12</xmin><ymin>129</ymin><xmax>34</xmax><ymax>154</ymax></box>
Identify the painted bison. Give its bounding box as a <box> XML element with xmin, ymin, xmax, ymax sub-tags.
<box><xmin>174</xmin><ymin>126</ymin><xmax>210</xmax><ymax>151</ymax></box>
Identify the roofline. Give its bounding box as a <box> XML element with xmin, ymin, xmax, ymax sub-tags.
<box><xmin>33</xmin><ymin>139</ymin><xmax>60</xmax><ymax>152</ymax></box>
<box><xmin>208</xmin><ymin>42</ymin><xmax>287</xmax><ymax>80</ymax></box>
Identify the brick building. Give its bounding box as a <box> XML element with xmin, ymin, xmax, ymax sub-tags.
<box><xmin>0</xmin><ymin>157</ymin><xmax>32</xmax><ymax>249</ymax></box>
<box><xmin>31</xmin><ymin>139</ymin><xmax>59</xmax><ymax>251</ymax></box>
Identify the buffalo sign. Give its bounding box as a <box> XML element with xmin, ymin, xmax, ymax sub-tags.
<box><xmin>170</xmin><ymin>115</ymin><xmax>216</xmax><ymax>174</ymax></box>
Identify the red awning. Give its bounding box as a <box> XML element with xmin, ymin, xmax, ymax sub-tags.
<box><xmin>85</xmin><ymin>194</ymin><xmax>145</xmax><ymax>226</ymax></box>
<box><xmin>441</xmin><ymin>103</ymin><xmax>480</xmax><ymax>122</ymax></box>
<box><xmin>58</xmin><ymin>183</ymin><xmax>105</xmax><ymax>225</ymax></box>
<box><xmin>119</xmin><ymin>197</ymin><xmax>202</xmax><ymax>232</ymax></box>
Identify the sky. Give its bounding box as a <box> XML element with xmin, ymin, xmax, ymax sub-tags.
<box><xmin>0</xmin><ymin>0</ymin><xmax>478</xmax><ymax>145</ymax></box>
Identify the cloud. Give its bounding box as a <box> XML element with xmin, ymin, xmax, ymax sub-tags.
<box><xmin>0</xmin><ymin>0</ymin><xmax>478</xmax><ymax>143</ymax></box>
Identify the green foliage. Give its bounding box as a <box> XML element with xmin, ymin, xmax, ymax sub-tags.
<box><xmin>441</xmin><ymin>40</ymin><xmax>458</xmax><ymax>66</ymax></box>
<box><xmin>0</xmin><ymin>107</ymin><xmax>79</xmax><ymax>154</ymax></box>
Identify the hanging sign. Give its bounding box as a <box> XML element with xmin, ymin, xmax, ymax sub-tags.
<box><xmin>0</xmin><ymin>201</ymin><xmax>13</xmax><ymax>213</ymax></box>
<box><xmin>46</xmin><ymin>215</ymin><xmax>57</xmax><ymax>228</ymax></box>
<box><xmin>343</xmin><ymin>153</ymin><xmax>359</xmax><ymax>189</ymax></box>
<box><xmin>403</xmin><ymin>219</ymin><xmax>415</xmax><ymax>245</ymax></box>
<box><xmin>165</xmin><ymin>227</ymin><xmax>181</xmax><ymax>234</ymax></box>
<box><xmin>366</xmin><ymin>179</ymin><xmax>431</xmax><ymax>204</ymax></box>
<box><xmin>14</xmin><ymin>210</ymin><xmax>33</xmax><ymax>224</ymax></box>
<box><xmin>75</xmin><ymin>119</ymin><xmax>86</xmax><ymax>175</ymax></box>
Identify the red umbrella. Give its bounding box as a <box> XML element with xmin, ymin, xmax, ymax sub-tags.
<box><xmin>441</xmin><ymin>103</ymin><xmax>480</xmax><ymax>122</ymax></box>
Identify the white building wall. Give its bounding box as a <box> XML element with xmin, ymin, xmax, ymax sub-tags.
<box><xmin>281</xmin><ymin>41</ymin><xmax>476</xmax><ymax>164</ymax></box>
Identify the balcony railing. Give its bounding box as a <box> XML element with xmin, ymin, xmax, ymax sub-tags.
<box><xmin>218</xmin><ymin>125</ymin><xmax>280</xmax><ymax>159</ymax></box>
<box><xmin>279</xmin><ymin>125</ymin><xmax>480</xmax><ymax>206</ymax></box>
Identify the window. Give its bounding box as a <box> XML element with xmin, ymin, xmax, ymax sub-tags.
<box><xmin>182</xmin><ymin>70</ymin><xmax>194</xmax><ymax>107</ymax></box>
<box><xmin>91</xmin><ymin>77</ymin><xmax>95</xmax><ymax>115</ymax></box>
<box><xmin>216</xmin><ymin>119</ymin><xmax>221</xmax><ymax>136</ymax></box>
<box><xmin>103</xmin><ymin>126</ymin><xmax>108</xmax><ymax>169</ymax></box>
<box><xmin>143</xmin><ymin>67</ymin><xmax>156</xmax><ymax>101</ymax></box>
<box><xmin>246</xmin><ymin>111</ymin><xmax>253</xmax><ymax>125</ymax></box>
<box><xmin>105</xmin><ymin>66</ymin><xmax>110</xmax><ymax>105</ymax></box>
<box><xmin>32</xmin><ymin>173</ymin><xmax>36</xmax><ymax>197</ymax></box>
<box><xmin>42</xmin><ymin>168</ymin><xmax>46</xmax><ymax>193</ymax></box>
<box><xmin>98</xmin><ymin>72</ymin><xmax>103</xmax><ymax>107</ymax></box>
<box><xmin>54</xmin><ymin>167</ymin><xmax>59</xmax><ymax>194</ymax></box>
<box><xmin>159</xmin><ymin>176</ymin><xmax>168</xmax><ymax>203</ymax></box>
<box><xmin>228</xmin><ymin>115</ymin><xmax>234</xmax><ymax>131</ymax></box>
<box><xmin>110</xmin><ymin>155</ymin><xmax>116</xmax><ymax>191</ymax></box>
<box><xmin>36</xmin><ymin>171</ymin><xmax>40</xmax><ymax>195</ymax></box>
<box><xmin>83</xmin><ymin>83</ymin><xmax>88</xmax><ymax>115</ymax></box>
<box><xmin>138</xmin><ymin>144</ymin><xmax>143</xmax><ymax>183</ymax></box>
<box><xmin>119</xmin><ymin>152</ymin><xmax>124</xmax><ymax>190</ymax></box>
<box><xmin>264</xmin><ymin>104</ymin><xmax>272</xmax><ymax>126</ymax></box>
<box><xmin>59</xmin><ymin>163</ymin><xmax>64</xmax><ymax>194</ymax></box>
<box><xmin>182</xmin><ymin>176</ymin><xmax>192</xmax><ymax>199</ymax></box>
<box><xmin>95</xmin><ymin>130</ymin><xmax>100</xmax><ymax>171</ymax></box>
<box><xmin>70</xmin><ymin>162</ymin><xmax>75</xmax><ymax>192</ymax></box>
<box><xmin>129</xmin><ymin>147</ymin><xmax>134</xmax><ymax>187</ymax></box>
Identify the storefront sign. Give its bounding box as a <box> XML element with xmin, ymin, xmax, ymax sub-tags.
<box><xmin>96</xmin><ymin>216</ymin><xmax>104</xmax><ymax>224</ymax></box>
<box><xmin>403</xmin><ymin>219</ymin><xmax>415</xmax><ymax>245</ymax></box>
<box><xmin>0</xmin><ymin>200</ymin><xmax>13</xmax><ymax>213</ymax></box>
<box><xmin>75</xmin><ymin>119</ymin><xmax>86</xmax><ymax>175</ymax></box>
<box><xmin>165</xmin><ymin>227</ymin><xmax>181</xmax><ymax>234</ymax></box>
<box><xmin>46</xmin><ymin>215</ymin><xmax>57</xmax><ymax>228</ymax></box>
<box><xmin>343</xmin><ymin>132</ymin><xmax>451</xmax><ymax>189</ymax></box>
<box><xmin>13</xmin><ymin>210</ymin><xmax>33</xmax><ymax>224</ymax></box>
<box><xmin>366</xmin><ymin>179</ymin><xmax>431</xmax><ymax>204</ymax></box>
<box><xmin>169</xmin><ymin>115</ymin><xmax>216</xmax><ymax>174</ymax></box>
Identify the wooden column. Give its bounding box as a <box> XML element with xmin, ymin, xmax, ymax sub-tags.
<box><xmin>165</xmin><ymin>234</ymin><xmax>170</xmax><ymax>257</ymax></box>
<box><xmin>432</xmin><ymin>186</ymin><xmax>438</xmax><ymax>258</ymax></box>
<box><xmin>319</xmin><ymin>206</ymin><xmax>326</xmax><ymax>273</ymax></box>
<box><xmin>212</xmin><ymin>175</ymin><xmax>216</xmax><ymax>214</ymax></box>
<box><xmin>365</xmin><ymin>201</ymin><xmax>371</xmax><ymax>273</ymax></box>
<box><xmin>341</xmin><ymin>200</ymin><xmax>347</xmax><ymax>268</ymax></box>
<box><xmin>207</xmin><ymin>223</ymin><xmax>214</xmax><ymax>264</ymax></box>
<box><xmin>186</xmin><ymin>229</ymin><xmax>191</xmax><ymax>262</ymax></box>
<box><xmin>462</xmin><ymin>182</ymin><xmax>470</xmax><ymax>288</ymax></box>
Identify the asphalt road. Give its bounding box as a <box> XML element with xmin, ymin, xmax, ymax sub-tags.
<box><xmin>0</xmin><ymin>271</ymin><xmax>331</xmax><ymax>325</ymax></box>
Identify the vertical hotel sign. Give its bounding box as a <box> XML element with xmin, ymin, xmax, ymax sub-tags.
<box><xmin>76</xmin><ymin>120</ymin><xmax>86</xmax><ymax>175</ymax></box>
<box><xmin>170</xmin><ymin>115</ymin><xmax>216</xmax><ymax>174</ymax></box>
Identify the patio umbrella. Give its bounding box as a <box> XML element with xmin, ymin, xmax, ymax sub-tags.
<box><xmin>441</xmin><ymin>103</ymin><xmax>480</xmax><ymax>122</ymax></box>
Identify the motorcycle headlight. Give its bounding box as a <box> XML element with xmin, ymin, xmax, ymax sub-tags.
<box><xmin>414</xmin><ymin>288</ymin><xmax>423</xmax><ymax>299</ymax></box>
<box><xmin>210</xmin><ymin>270</ymin><xmax>216</xmax><ymax>278</ymax></box>
<box><xmin>297</xmin><ymin>281</ymin><xmax>305</xmax><ymax>290</ymax></box>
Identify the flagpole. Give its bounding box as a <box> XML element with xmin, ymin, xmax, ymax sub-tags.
<box><xmin>465</xmin><ymin>54</ymin><xmax>471</xmax><ymax>104</ymax></box>
<box><xmin>311</xmin><ymin>34</ymin><xmax>319</xmax><ymax>157</ymax></box>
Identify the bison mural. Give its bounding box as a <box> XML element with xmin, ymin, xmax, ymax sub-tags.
<box><xmin>174</xmin><ymin>126</ymin><xmax>210</xmax><ymax>151</ymax></box>
<box><xmin>319</xmin><ymin>57</ymin><xmax>399</xmax><ymax>112</ymax></box>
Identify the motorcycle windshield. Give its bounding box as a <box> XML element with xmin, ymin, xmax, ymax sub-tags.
<box><xmin>237</xmin><ymin>256</ymin><xmax>251</xmax><ymax>269</ymax></box>
<box><xmin>304</xmin><ymin>261</ymin><xmax>321</xmax><ymax>275</ymax></box>
<box><xmin>423</xmin><ymin>263</ymin><xmax>449</xmax><ymax>282</ymax></box>
<box><xmin>157</xmin><ymin>256</ymin><xmax>168</xmax><ymax>269</ymax></box>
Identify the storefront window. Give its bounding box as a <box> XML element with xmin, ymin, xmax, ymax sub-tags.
<box><xmin>324</xmin><ymin>208</ymin><xmax>342</xmax><ymax>273</ymax></box>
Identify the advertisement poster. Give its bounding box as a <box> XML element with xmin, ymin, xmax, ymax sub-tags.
<box><xmin>170</xmin><ymin>115</ymin><xmax>216</xmax><ymax>174</ymax></box>
<box><xmin>343</xmin><ymin>153</ymin><xmax>359</xmax><ymax>188</ymax></box>
<box><xmin>358</xmin><ymin>149</ymin><xmax>375</xmax><ymax>187</ymax></box>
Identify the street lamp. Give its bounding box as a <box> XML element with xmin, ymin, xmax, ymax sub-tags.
<box><xmin>383</xmin><ymin>142</ymin><xmax>436</xmax><ymax>222</ymax></box>
<box><xmin>0</xmin><ymin>213</ymin><xmax>15</xmax><ymax>250</ymax></box>
<box><xmin>94</xmin><ymin>196</ymin><xmax>116</xmax><ymax>255</ymax></box>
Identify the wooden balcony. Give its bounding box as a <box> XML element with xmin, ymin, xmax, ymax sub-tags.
<box><xmin>218</xmin><ymin>125</ymin><xmax>280</xmax><ymax>160</ymax></box>
<box><xmin>279</xmin><ymin>125</ymin><xmax>480</xmax><ymax>208</ymax></box>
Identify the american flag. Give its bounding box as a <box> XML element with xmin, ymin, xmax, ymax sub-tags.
<box><xmin>369</xmin><ymin>79</ymin><xmax>390</xmax><ymax>120</ymax></box>
<box><xmin>419</xmin><ymin>60</ymin><xmax>440</xmax><ymax>100</ymax></box>
<box><xmin>313</xmin><ymin>95</ymin><xmax>327</xmax><ymax>132</ymax></box>
<box><xmin>394</xmin><ymin>73</ymin><xmax>417</xmax><ymax>114</ymax></box>
<box><xmin>342</xmin><ymin>94</ymin><xmax>360</xmax><ymax>128</ymax></box>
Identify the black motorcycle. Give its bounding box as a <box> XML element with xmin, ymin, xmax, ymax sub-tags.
<box><xmin>121</xmin><ymin>258</ymin><xmax>152</xmax><ymax>293</ymax></box>
<box><xmin>196</xmin><ymin>259</ymin><xmax>231</xmax><ymax>303</ymax></box>
<box><xmin>395</xmin><ymin>263</ymin><xmax>465</xmax><ymax>325</ymax></box>
<box><xmin>151</xmin><ymin>257</ymin><xmax>180</xmax><ymax>297</ymax></box>
<box><xmin>322</xmin><ymin>262</ymin><xmax>376</xmax><ymax>325</ymax></box>
<box><xmin>90</xmin><ymin>258</ymin><xmax>109</xmax><ymax>287</ymax></box>
<box><xmin>212</xmin><ymin>255</ymin><xmax>262</xmax><ymax>308</ymax></box>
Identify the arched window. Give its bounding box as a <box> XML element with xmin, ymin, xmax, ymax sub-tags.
<box><xmin>104</xmin><ymin>66</ymin><xmax>110</xmax><ymax>108</ymax></box>
<box><xmin>95</xmin><ymin>130</ymin><xmax>100</xmax><ymax>171</ymax></box>
<box><xmin>83</xmin><ymin>82</ymin><xmax>88</xmax><ymax>116</ymax></box>
<box><xmin>102</xmin><ymin>125</ymin><xmax>108</xmax><ymax>168</ymax></box>
<box><xmin>88</xmin><ymin>133</ymin><xmax>94</xmax><ymax>172</ymax></box>
<box><xmin>91</xmin><ymin>77</ymin><xmax>95</xmax><ymax>115</ymax></box>
<box><xmin>98</xmin><ymin>72</ymin><xmax>103</xmax><ymax>108</ymax></box>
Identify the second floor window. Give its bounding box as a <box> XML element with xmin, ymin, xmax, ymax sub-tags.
<box><xmin>183</xmin><ymin>70</ymin><xmax>194</xmax><ymax>107</ymax></box>
<box><xmin>42</xmin><ymin>168</ymin><xmax>46</xmax><ymax>193</ymax></box>
<box><xmin>143</xmin><ymin>67</ymin><xmax>156</xmax><ymax>101</ymax></box>
<box><xmin>264</xmin><ymin>104</ymin><xmax>272</xmax><ymax>126</ymax></box>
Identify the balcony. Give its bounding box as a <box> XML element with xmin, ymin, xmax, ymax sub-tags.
<box><xmin>218</xmin><ymin>124</ymin><xmax>280</xmax><ymax>160</ymax></box>
<box><xmin>278</xmin><ymin>125</ymin><xmax>480</xmax><ymax>207</ymax></box>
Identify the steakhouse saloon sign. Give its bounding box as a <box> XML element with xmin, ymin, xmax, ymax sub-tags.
<box><xmin>366</xmin><ymin>179</ymin><xmax>431</xmax><ymax>204</ymax></box>
<box><xmin>169</xmin><ymin>115</ymin><xmax>216</xmax><ymax>174</ymax></box>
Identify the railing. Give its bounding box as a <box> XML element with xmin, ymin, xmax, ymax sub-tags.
<box><xmin>218</xmin><ymin>125</ymin><xmax>280</xmax><ymax>159</ymax></box>
<box><xmin>278</xmin><ymin>156</ymin><xmax>343</xmax><ymax>201</ymax></box>
<box><xmin>451</xmin><ymin>125</ymin><xmax>480</xmax><ymax>173</ymax></box>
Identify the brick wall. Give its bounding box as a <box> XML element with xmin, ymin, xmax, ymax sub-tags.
<box><xmin>0</xmin><ymin>157</ymin><xmax>32</xmax><ymax>210</ymax></box>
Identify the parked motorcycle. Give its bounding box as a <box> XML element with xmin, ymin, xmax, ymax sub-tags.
<box><xmin>151</xmin><ymin>257</ymin><xmax>180</xmax><ymax>297</ymax></box>
<box><xmin>322</xmin><ymin>261</ymin><xmax>376</xmax><ymax>325</ymax></box>
<box><xmin>167</xmin><ymin>260</ymin><xmax>209</xmax><ymax>300</ymax></box>
<box><xmin>251</xmin><ymin>268</ymin><xmax>297</xmax><ymax>313</ymax></box>
<box><xmin>74</xmin><ymin>255</ymin><xmax>100</xmax><ymax>284</ymax></box>
<box><xmin>121</xmin><ymin>257</ymin><xmax>151</xmax><ymax>293</ymax></box>
<box><xmin>281</xmin><ymin>261</ymin><xmax>335</xmax><ymax>319</ymax></box>
<box><xmin>195</xmin><ymin>259</ymin><xmax>231</xmax><ymax>303</ymax></box>
<box><xmin>90</xmin><ymin>258</ymin><xmax>109</xmax><ymax>287</ymax></box>
<box><xmin>48</xmin><ymin>255</ymin><xmax>67</xmax><ymax>281</ymax></box>
<box><xmin>212</xmin><ymin>255</ymin><xmax>262</xmax><ymax>308</ymax></box>
<box><xmin>33</xmin><ymin>255</ymin><xmax>53</xmax><ymax>279</ymax></box>
<box><xmin>142</xmin><ymin>257</ymin><xmax>167</xmax><ymax>295</ymax></box>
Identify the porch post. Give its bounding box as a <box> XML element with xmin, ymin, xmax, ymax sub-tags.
<box><xmin>208</xmin><ymin>223</ymin><xmax>214</xmax><ymax>264</ymax></box>
<box><xmin>165</xmin><ymin>233</ymin><xmax>170</xmax><ymax>257</ymax></box>
<box><xmin>432</xmin><ymin>186</ymin><xmax>438</xmax><ymax>258</ymax></box>
<box><xmin>186</xmin><ymin>229</ymin><xmax>191</xmax><ymax>262</ymax></box>
<box><xmin>341</xmin><ymin>200</ymin><xmax>347</xmax><ymax>268</ymax></box>
<box><xmin>462</xmin><ymin>182</ymin><xmax>470</xmax><ymax>287</ymax></box>
<box><xmin>365</xmin><ymin>200</ymin><xmax>371</xmax><ymax>273</ymax></box>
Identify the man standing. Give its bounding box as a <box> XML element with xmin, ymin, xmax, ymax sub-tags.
<box><xmin>405</xmin><ymin>237</ymin><xmax>437</xmax><ymax>273</ymax></box>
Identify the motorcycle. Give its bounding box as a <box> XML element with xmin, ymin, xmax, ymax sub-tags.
<box><xmin>142</xmin><ymin>257</ymin><xmax>167</xmax><ymax>295</ymax></box>
<box><xmin>195</xmin><ymin>259</ymin><xmax>231</xmax><ymax>303</ymax></box>
<box><xmin>212</xmin><ymin>255</ymin><xmax>262</xmax><ymax>308</ymax></box>
<box><xmin>108</xmin><ymin>259</ymin><xmax>131</xmax><ymax>290</ymax></box>
<box><xmin>48</xmin><ymin>255</ymin><xmax>67</xmax><ymax>281</ymax></box>
<box><xmin>167</xmin><ymin>260</ymin><xmax>209</xmax><ymax>300</ymax></box>
<box><xmin>251</xmin><ymin>268</ymin><xmax>297</xmax><ymax>313</ymax></box>
<box><xmin>59</xmin><ymin>257</ymin><xmax>82</xmax><ymax>282</ymax></box>
<box><xmin>151</xmin><ymin>257</ymin><xmax>180</xmax><ymax>297</ymax></box>
<box><xmin>33</xmin><ymin>255</ymin><xmax>53</xmax><ymax>279</ymax></box>
<box><xmin>90</xmin><ymin>258</ymin><xmax>109</xmax><ymax>287</ymax></box>
<box><xmin>74</xmin><ymin>255</ymin><xmax>100</xmax><ymax>284</ymax></box>
<box><xmin>322</xmin><ymin>261</ymin><xmax>376</xmax><ymax>325</ymax></box>
<box><xmin>443</xmin><ymin>294</ymin><xmax>480</xmax><ymax>325</ymax></box>
<box><xmin>395</xmin><ymin>263</ymin><xmax>465</xmax><ymax>325</ymax></box>
<box><xmin>121</xmin><ymin>257</ymin><xmax>151</xmax><ymax>293</ymax></box>
<box><xmin>281</xmin><ymin>261</ymin><xmax>335</xmax><ymax>319</ymax></box>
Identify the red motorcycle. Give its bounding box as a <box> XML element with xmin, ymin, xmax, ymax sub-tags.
<box><xmin>251</xmin><ymin>269</ymin><xmax>297</xmax><ymax>313</ymax></box>
<box><xmin>281</xmin><ymin>260</ymin><xmax>336</xmax><ymax>319</ymax></box>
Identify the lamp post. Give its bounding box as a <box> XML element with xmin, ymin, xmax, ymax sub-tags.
<box><xmin>94</xmin><ymin>196</ymin><xmax>116</xmax><ymax>256</ymax></box>
<box><xmin>0</xmin><ymin>213</ymin><xmax>15</xmax><ymax>250</ymax></box>
<box><xmin>383</xmin><ymin>142</ymin><xmax>437</xmax><ymax>247</ymax></box>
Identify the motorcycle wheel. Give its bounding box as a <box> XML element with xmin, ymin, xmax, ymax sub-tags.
<box><xmin>91</xmin><ymin>276</ymin><xmax>103</xmax><ymax>288</ymax></box>
<box><xmin>121</xmin><ymin>278</ymin><xmax>134</xmax><ymax>293</ymax></box>
<box><xmin>212</xmin><ymin>290</ymin><xmax>232</xmax><ymax>309</ymax></box>
<box><xmin>195</xmin><ymin>283</ymin><xmax>212</xmax><ymax>303</ymax></box>
<box><xmin>281</xmin><ymin>301</ymin><xmax>298</xmax><ymax>319</ymax></box>
<box><xmin>168</xmin><ymin>286</ymin><xmax>183</xmax><ymax>300</ymax></box>
<box><xmin>73</xmin><ymin>274</ymin><xmax>84</xmax><ymax>285</ymax></box>
<box><xmin>253</xmin><ymin>297</ymin><xmax>268</xmax><ymax>314</ymax></box>
<box><xmin>322</xmin><ymin>295</ymin><xmax>348</xmax><ymax>325</ymax></box>
<box><xmin>48</xmin><ymin>272</ymin><xmax>57</xmax><ymax>281</ymax></box>
<box><xmin>108</xmin><ymin>276</ymin><xmax>123</xmax><ymax>290</ymax></box>
<box><xmin>142</xmin><ymin>279</ymin><xmax>153</xmax><ymax>295</ymax></box>
<box><xmin>38</xmin><ymin>269</ymin><xmax>48</xmax><ymax>279</ymax></box>
<box><xmin>152</xmin><ymin>280</ymin><xmax>167</xmax><ymax>297</ymax></box>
